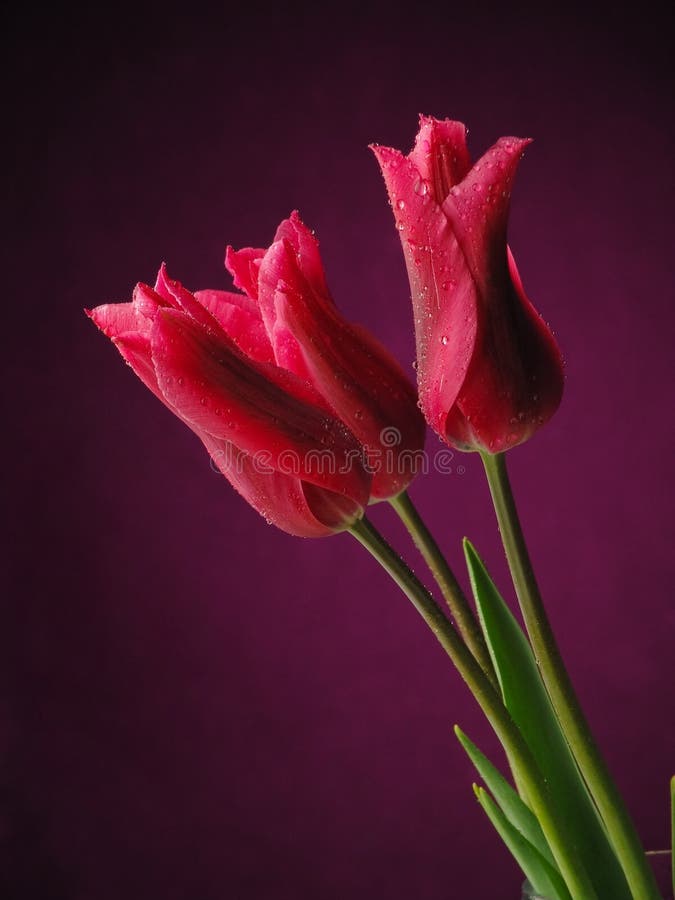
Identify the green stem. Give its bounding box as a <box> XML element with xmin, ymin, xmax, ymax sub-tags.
<box><xmin>349</xmin><ymin>516</ymin><xmax>599</xmax><ymax>900</ymax></box>
<box><xmin>480</xmin><ymin>451</ymin><xmax>661</xmax><ymax>900</ymax></box>
<box><xmin>390</xmin><ymin>491</ymin><xmax>498</xmax><ymax>691</ymax></box>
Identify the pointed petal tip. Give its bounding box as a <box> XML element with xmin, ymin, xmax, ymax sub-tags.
<box><xmin>370</xmin><ymin>144</ymin><xmax>404</xmax><ymax>168</ymax></box>
<box><xmin>369</xmin><ymin>142</ymin><xmax>391</xmax><ymax>158</ymax></box>
<box><xmin>154</xmin><ymin>262</ymin><xmax>171</xmax><ymax>295</ymax></box>
<box><xmin>497</xmin><ymin>135</ymin><xmax>534</xmax><ymax>154</ymax></box>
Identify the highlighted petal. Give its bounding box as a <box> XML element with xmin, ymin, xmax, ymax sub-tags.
<box><xmin>87</xmin><ymin>302</ymin><xmax>138</xmax><ymax>338</ymax></box>
<box><xmin>224</xmin><ymin>246</ymin><xmax>265</xmax><ymax>300</ymax></box>
<box><xmin>372</xmin><ymin>143</ymin><xmax>478</xmax><ymax>431</ymax></box>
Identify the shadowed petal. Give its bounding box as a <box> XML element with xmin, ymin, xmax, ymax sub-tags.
<box><xmin>194</xmin><ymin>288</ymin><xmax>274</xmax><ymax>364</ymax></box>
<box><xmin>202</xmin><ymin>434</ymin><xmax>363</xmax><ymax>537</ymax></box>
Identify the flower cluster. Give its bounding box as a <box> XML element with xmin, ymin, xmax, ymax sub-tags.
<box><xmin>89</xmin><ymin>116</ymin><xmax>563</xmax><ymax>531</ymax></box>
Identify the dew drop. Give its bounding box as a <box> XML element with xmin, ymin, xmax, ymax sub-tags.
<box><xmin>440</xmin><ymin>335</ymin><xmax>448</xmax><ymax>345</ymax></box>
<box><xmin>200</xmin><ymin>397</ymin><xmax>207</xmax><ymax>405</ymax></box>
<box><xmin>397</xmin><ymin>199</ymin><xmax>406</xmax><ymax>210</ymax></box>
<box><xmin>177</xmin><ymin>376</ymin><xmax>184</xmax><ymax>386</ymax></box>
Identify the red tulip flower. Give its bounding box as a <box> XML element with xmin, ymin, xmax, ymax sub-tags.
<box><xmin>225</xmin><ymin>211</ymin><xmax>426</xmax><ymax>498</ymax></box>
<box><xmin>372</xmin><ymin>116</ymin><xmax>564</xmax><ymax>454</ymax></box>
<box><xmin>88</xmin><ymin>266</ymin><xmax>371</xmax><ymax>537</ymax></box>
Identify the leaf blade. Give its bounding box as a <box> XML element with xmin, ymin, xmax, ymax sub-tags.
<box><xmin>463</xmin><ymin>539</ymin><xmax>631</xmax><ymax>900</ymax></box>
<box><xmin>455</xmin><ymin>725</ymin><xmax>556</xmax><ymax>868</ymax></box>
<box><xmin>473</xmin><ymin>785</ymin><xmax>572</xmax><ymax>900</ymax></box>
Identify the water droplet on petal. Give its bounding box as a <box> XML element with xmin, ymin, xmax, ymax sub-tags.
<box><xmin>440</xmin><ymin>335</ymin><xmax>448</xmax><ymax>346</ymax></box>
<box><xmin>397</xmin><ymin>199</ymin><xmax>406</xmax><ymax>210</ymax></box>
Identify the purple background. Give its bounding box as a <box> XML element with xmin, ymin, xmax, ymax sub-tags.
<box><xmin>5</xmin><ymin>2</ymin><xmax>674</xmax><ymax>898</ymax></box>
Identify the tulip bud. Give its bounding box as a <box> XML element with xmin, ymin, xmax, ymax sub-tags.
<box><xmin>373</xmin><ymin>115</ymin><xmax>564</xmax><ymax>454</ymax></box>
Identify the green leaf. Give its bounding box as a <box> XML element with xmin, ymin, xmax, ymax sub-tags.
<box><xmin>463</xmin><ymin>539</ymin><xmax>632</xmax><ymax>900</ymax></box>
<box><xmin>454</xmin><ymin>726</ymin><xmax>556</xmax><ymax>869</ymax></box>
<box><xmin>473</xmin><ymin>785</ymin><xmax>572</xmax><ymax>900</ymax></box>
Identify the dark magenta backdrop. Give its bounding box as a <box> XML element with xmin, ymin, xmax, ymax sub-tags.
<box><xmin>5</xmin><ymin>2</ymin><xmax>674</xmax><ymax>898</ymax></box>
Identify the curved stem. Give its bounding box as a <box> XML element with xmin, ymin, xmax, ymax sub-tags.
<box><xmin>389</xmin><ymin>491</ymin><xmax>498</xmax><ymax>691</ymax></box>
<box><xmin>349</xmin><ymin>516</ymin><xmax>598</xmax><ymax>900</ymax></box>
<box><xmin>481</xmin><ymin>451</ymin><xmax>661</xmax><ymax>900</ymax></box>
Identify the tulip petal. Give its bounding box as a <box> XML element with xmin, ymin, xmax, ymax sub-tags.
<box><xmin>408</xmin><ymin>115</ymin><xmax>472</xmax><ymax>203</ymax></box>
<box><xmin>224</xmin><ymin>246</ymin><xmax>265</xmax><ymax>300</ymax></box>
<box><xmin>151</xmin><ymin>308</ymin><xmax>371</xmax><ymax>505</ymax></box>
<box><xmin>87</xmin><ymin>302</ymin><xmax>139</xmax><ymax>338</ymax></box>
<box><xmin>443</xmin><ymin>136</ymin><xmax>532</xmax><ymax>297</ymax></box>
<box><xmin>256</xmin><ymin>238</ymin><xmax>315</xmax><ymax>382</ymax></box>
<box><xmin>446</xmin><ymin>262</ymin><xmax>563</xmax><ymax>453</ymax></box>
<box><xmin>271</xmin><ymin>263</ymin><xmax>425</xmax><ymax>498</ymax></box>
<box><xmin>154</xmin><ymin>263</ymin><xmax>224</xmax><ymax>333</ymax></box>
<box><xmin>272</xmin><ymin>211</ymin><xmax>330</xmax><ymax>300</ymax></box>
<box><xmin>88</xmin><ymin>300</ymin><xmax>169</xmax><ymax>401</ymax></box>
<box><xmin>201</xmin><ymin>434</ymin><xmax>362</xmax><ymax>537</ymax></box>
<box><xmin>194</xmin><ymin>288</ymin><xmax>274</xmax><ymax>365</ymax></box>
<box><xmin>113</xmin><ymin>331</ymin><xmax>164</xmax><ymax>399</ymax></box>
<box><xmin>372</xmin><ymin>143</ymin><xmax>479</xmax><ymax>435</ymax></box>
<box><xmin>132</xmin><ymin>281</ymin><xmax>170</xmax><ymax>322</ymax></box>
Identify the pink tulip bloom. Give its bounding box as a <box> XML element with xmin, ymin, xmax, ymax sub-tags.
<box><xmin>372</xmin><ymin>116</ymin><xmax>564</xmax><ymax>454</ymax></box>
<box><xmin>88</xmin><ymin>266</ymin><xmax>371</xmax><ymax>537</ymax></box>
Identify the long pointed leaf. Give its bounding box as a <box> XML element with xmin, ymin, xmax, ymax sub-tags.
<box><xmin>463</xmin><ymin>539</ymin><xmax>631</xmax><ymax>900</ymax></box>
<box><xmin>455</xmin><ymin>726</ymin><xmax>556</xmax><ymax>868</ymax></box>
<box><xmin>473</xmin><ymin>785</ymin><xmax>572</xmax><ymax>900</ymax></box>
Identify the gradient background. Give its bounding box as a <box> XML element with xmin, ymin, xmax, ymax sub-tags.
<box><xmin>5</xmin><ymin>2</ymin><xmax>674</xmax><ymax>898</ymax></box>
